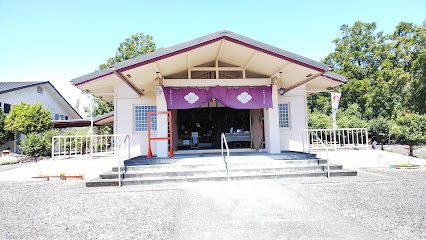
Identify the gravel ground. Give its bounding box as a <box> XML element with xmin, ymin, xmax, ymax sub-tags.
<box><xmin>0</xmin><ymin>181</ymin><xmax>178</xmax><ymax>240</ymax></box>
<box><xmin>288</xmin><ymin>168</ymin><xmax>426</xmax><ymax>240</ymax></box>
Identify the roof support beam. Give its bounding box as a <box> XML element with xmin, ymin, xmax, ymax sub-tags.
<box><xmin>191</xmin><ymin>67</ymin><xmax>243</xmax><ymax>71</ymax></box>
<box><xmin>110</xmin><ymin>67</ymin><xmax>142</xmax><ymax>96</ymax></box>
<box><xmin>243</xmin><ymin>51</ymin><xmax>258</xmax><ymax>79</ymax></box>
<box><xmin>286</xmin><ymin>72</ymin><xmax>326</xmax><ymax>93</ymax></box>
<box><xmin>215</xmin><ymin>40</ymin><xmax>225</xmax><ymax>79</ymax></box>
<box><xmin>271</xmin><ymin>62</ymin><xmax>292</xmax><ymax>78</ymax></box>
<box><xmin>187</xmin><ymin>51</ymin><xmax>191</xmax><ymax>79</ymax></box>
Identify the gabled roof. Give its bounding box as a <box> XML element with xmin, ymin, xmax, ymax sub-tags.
<box><xmin>52</xmin><ymin>111</ymin><xmax>114</xmax><ymax>128</ymax></box>
<box><xmin>0</xmin><ymin>81</ymin><xmax>46</xmax><ymax>94</ymax></box>
<box><xmin>71</xmin><ymin>29</ymin><xmax>344</xmax><ymax>86</ymax></box>
<box><xmin>0</xmin><ymin>81</ymin><xmax>82</xmax><ymax>119</ymax></box>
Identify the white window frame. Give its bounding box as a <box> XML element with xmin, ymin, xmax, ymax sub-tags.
<box><xmin>134</xmin><ymin>105</ymin><xmax>157</xmax><ymax>133</ymax></box>
<box><xmin>279</xmin><ymin>103</ymin><xmax>290</xmax><ymax>129</ymax></box>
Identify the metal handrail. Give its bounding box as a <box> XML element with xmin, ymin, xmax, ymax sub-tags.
<box><xmin>117</xmin><ymin>135</ymin><xmax>130</xmax><ymax>187</ymax></box>
<box><xmin>312</xmin><ymin>131</ymin><xmax>330</xmax><ymax>178</ymax></box>
<box><xmin>220</xmin><ymin>133</ymin><xmax>230</xmax><ymax>181</ymax></box>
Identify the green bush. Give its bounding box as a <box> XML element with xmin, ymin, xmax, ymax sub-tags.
<box><xmin>308</xmin><ymin>111</ymin><xmax>332</xmax><ymax>129</ymax></box>
<box><xmin>368</xmin><ymin>117</ymin><xmax>393</xmax><ymax>149</ymax></box>
<box><xmin>20</xmin><ymin>133</ymin><xmax>50</xmax><ymax>158</ymax></box>
<box><xmin>392</xmin><ymin>113</ymin><xmax>426</xmax><ymax>156</ymax></box>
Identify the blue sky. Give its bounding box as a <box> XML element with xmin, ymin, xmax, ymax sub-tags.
<box><xmin>0</xmin><ymin>0</ymin><xmax>425</xmax><ymax>117</ymax></box>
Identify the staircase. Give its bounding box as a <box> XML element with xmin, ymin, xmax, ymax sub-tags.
<box><xmin>86</xmin><ymin>152</ymin><xmax>357</xmax><ymax>187</ymax></box>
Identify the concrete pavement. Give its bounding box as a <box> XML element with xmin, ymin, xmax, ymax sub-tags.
<box><xmin>173</xmin><ymin>180</ymin><xmax>382</xmax><ymax>239</ymax></box>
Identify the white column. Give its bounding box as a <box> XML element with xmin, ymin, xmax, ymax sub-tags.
<box><xmin>156</xmin><ymin>87</ymin><xmax>168</xmax><ymax>157</ymax></box>
<box><xmin>263</xmin><ymin>85</ymin><xmax>281</xmax><ymax>153</ymax></box>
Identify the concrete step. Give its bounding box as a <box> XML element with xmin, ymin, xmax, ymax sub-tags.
<box><xmin>115</xmin><ymin>159</ymin><xmax>327</xmax><ymax>172</ymax></box>
<box><xmin>101</xmin><ymin>164</ymin><xmax>343</xmax><ymax>179</ymax></box>
<box><xmin>86</xmin><ymin>169</ymin><xmax>357</xmax><ymax>187</ymax></box>
<box><xmin>85</xmin><ymin>169</ymin><xmax>356</xmax><ymax>187</ymax></box>
<box><xmin>123</xmin><ymin>152</ymin><xmax>318</xmax><ymax>166</ymax></box>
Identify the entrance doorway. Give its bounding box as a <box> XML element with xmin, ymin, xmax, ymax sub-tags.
<box><xmin>177</xmin><ymin>107</ymin><xmax>251</xmax><ymax>149</ymax></box>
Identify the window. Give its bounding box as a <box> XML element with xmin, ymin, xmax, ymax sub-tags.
<box><xmin>135</xmin><ymin>105</ymin><xmax>157</xmax><ymax>132</ymax></box>
<box><xmin>65</xmin><ymin>116</ymin><xmax>68</xmax><ymax>120</ymax></box>
<box><xmin>60</xmin><ymin>115</ymin><xmax>64</xmax><ymax>120</ymax></box>
<box><xmin>55</xmin><ymin>114</ymin><xmax>59</xmax><ymax>120</ymax></box>
<box><xmin>37</xmin><ymin>86</ymin><xmax>43</xmax><ymax>94</ymax></box>
<box><xmin>4</xmin><ymin>103</ymin><xmax>11</xmax><ymax>114</ymax></box>
<box><xmin>279</xmin><ymin>103</ymin><xmax>290</xmax><ymax>128</ymax></box>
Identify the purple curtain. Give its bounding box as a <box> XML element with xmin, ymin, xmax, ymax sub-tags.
<box><xmin>211</xmin><ymin>86</ymin><xmax>272</xmax><ymax>109</ymax></box>
<box><xmin>163</xmin><ymin>87</ymin><xmax>212</xmax><ymax>109</ymax></box>
<box><xmin>163</xmin><ymin>86</ymin><xmax>272</xmax><ymax>110</ymax></box>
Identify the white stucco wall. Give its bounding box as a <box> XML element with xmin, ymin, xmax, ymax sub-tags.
<box><xmin>115</xmin><ymin>83</ymin><xmax>158</xmax><ymax>158</ymax></box>
<box><xmin>0</xmin><ymin>84</ymin><xmax>77</xmax><ymax>120</ymax></box>
<box><xmin>115</xmin><ymin>82</ymin><xmax>309</xmax><ymax>157</ymax></box>
<box><xmin>279</xmin><ymin>85</ymin><xmax>308</xmax><ymax>152</ymax></box>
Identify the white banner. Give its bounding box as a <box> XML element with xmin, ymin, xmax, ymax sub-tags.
<box><xmin>331</xmin><ymin>92</ymin><xmax>341</xmax><ymax>128</ymax></box>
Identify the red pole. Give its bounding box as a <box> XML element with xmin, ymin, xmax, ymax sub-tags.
<box><xmin>147</xmin><ymin>112</ymin><xmax>152</xmax><ymax>158</ymax></box>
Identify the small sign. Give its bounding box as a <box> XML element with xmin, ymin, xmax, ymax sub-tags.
<box><xmin>183</xmin><ymin>140</ymin><xmax>190</xmax><ymax>145</ymax></box>
<box><xmin>191</xmin><ymin>132</ymin><xmax>198</xmax><ymax>137</ymax></box>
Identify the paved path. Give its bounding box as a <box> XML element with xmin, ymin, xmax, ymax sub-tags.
<box><xmin>173</xmin><ymin>181</ymin><xmax>381</xmax><ymax>240</ymax></box>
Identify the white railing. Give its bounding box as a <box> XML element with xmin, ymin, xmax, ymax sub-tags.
<box><xmin>221</xmin><ymin>132</ymin><xmax>230</xmax><ymax>181</ymax></box>
<box><xmin>116</xmin><ymin>135</ymin><xmax>130</xmax><ymax>187</ymax></box>
<box><xmin>51</xmin><ymin>134</ymin><xmax>130</xmax><ymax>160</ymax></box>
<box><xmin>303</xmin><ymin>128</ymin><xmax>369</xmax><ymax>152</ymax></box>
<box><xmin>311</xmin><ymin>131</ymin><xmax>330</xmax><ymax>178</ymax></box>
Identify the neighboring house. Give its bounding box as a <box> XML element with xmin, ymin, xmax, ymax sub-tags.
<box><xmin>0</xmin><ymin>81</ymin><xmax>82</xmax><ymax>151</ymax></box>
<box><xmin>71</xmin><ymin>30</ymin><xmax>347</xmax><ymax>158</ymax></box>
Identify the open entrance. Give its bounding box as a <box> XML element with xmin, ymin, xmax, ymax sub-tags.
<box><xmin>177</xmin><ymin>107</ymin><xmax>264</xmax><ymax>150</ymax></box>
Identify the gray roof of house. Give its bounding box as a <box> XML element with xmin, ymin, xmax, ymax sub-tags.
<box><xmin>0</xmin><ymin>81</ymin><xmax>46</xmax><ymax>94</ymax></box>
<box><xmin>72</xmin><ymin>30</ymin><xmax>346</xmax><ymax>85</ymax></box>
<box><xmin>0</xmin><ymin>81</ymin><xmax>82</xmax><ymax>119</ymax></box>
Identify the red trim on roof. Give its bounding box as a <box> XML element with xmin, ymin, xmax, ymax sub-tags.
<box><xmin>74</xmin><ymin>36</ymin><xmax>329</xmax><ymax>87</ymax></box>
<box><xmin>74</xmin><ymin>72</ymin><xmax>114</xmax><ymax>87</ymax></box>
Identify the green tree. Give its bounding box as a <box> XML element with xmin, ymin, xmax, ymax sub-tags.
<box><xmin>99</xmin><ymin>33</ymin><xmax>157</xmax><ymax>69</ymax></box>
<box><xmin>0</xmin><ymin>108</ymin><xmax>14</xmax><ymax>146</ymax></box>
<box><xmin>336</xmin><ymin>103</ymin><xmax>368</xmax><ymax>129</ymax></box>
<box><xmin>392</xmin><ymin>113</ymin><xmax>426</xmax><ymax>156</ymax></box>
<box><xmin>308</xmin><ymin>110</ymin><xmax>332</xmax><ymax>129</ymax></box>
<box><xmin>84</xmin><ymin>97</ymin><xmax>114</xmax><ymax>118</ymax></box>
<box><xmin>368</xmin><ymin>117</ymin><xmax>393</xmax><ymax>150</ymax></box>
<box><xmin>20</xmin><ymin>133</ymin><xmax>49</xmax><ymax>159</ymax></box>
<box><xmin>322</xmin><ymin>21</ymin><xmax>386</xmax><ymax>113</ymax></box>
<box><xmin>5</xmin><ymin>102</ymin><xmax>53</xmax><ymax>135</ymax></box>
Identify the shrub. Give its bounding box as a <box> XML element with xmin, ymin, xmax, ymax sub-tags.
<box><xmin>368</xmin><ymin>117</ymin><xmax>393</xmax><ymax>149</ymax></box>
<box><xmin>19</xmin><ymin>133</ymin><xmax>50</xmax><ymax>158</ymax></box>
<box><xmin>308</xmin><ymin>111</ymin><xmax>332</xmax><ymax>129</ymax></box>
<box><xmin>392</xmin><ymin>113</ymin><xmax>426</xmax><ymax>156</ymax></box>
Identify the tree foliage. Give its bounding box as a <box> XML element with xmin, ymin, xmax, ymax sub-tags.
<box><xmin>0</xmin><ymin>108</ymin><xmax>14</xmax><ymax>146</ymax></box>
<box><xmin>20</xmin><ymin>133</ymin><xmax>49</xmax><ymax>158</ymax></box>
<box><xmin>308</xmin><ymin>21</ymin><xmax>425</xmax><ymax>139</ymax></box>
<box><xmin>84</xmin><ymin>97</ymin><xmax>114</xmax><ymax>118</ymax></box>
<box><xmin>392</xmin><ymin>113</ymin><xmax>426</xmax><ymax>156</ymax></box>
<box><xmin>368</xmin><ymin>117</ymin><xmax>393</xmax><ymax>150</ymax></box>
<box><xmin>309</xmin><ymin>21</ymin><xmax>425</xmax><ymax>120</ymax></box>
<box><xmin>99</xmin><ymin>33</ymin><xmax>157</xmax><ymax>69</ymax></box>
<box><xmin>5</xmin><ymin>102</ymin><xmax>53</xmax><ymax>135</ymax></box>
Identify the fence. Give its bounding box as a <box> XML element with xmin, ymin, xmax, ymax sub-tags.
<box><xmin>303</xmin><ymin>128</ymin><xmax>369</xmax><ymax>152</ymax></box>
<box><xmin>51</xmin><ymin>134</ymin><xmax>130</xmax><ymax>160</ymax></box>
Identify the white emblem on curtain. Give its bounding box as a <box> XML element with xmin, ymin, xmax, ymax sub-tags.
<box><xmin>184</xmin><ymin>92</ymin><xmax>199</xmax><ymax>104</ymax></box>
<box><xmin>237</xmin><ymin>92</ymin><xmax>252</xmax><ymax>104</ymax></box>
